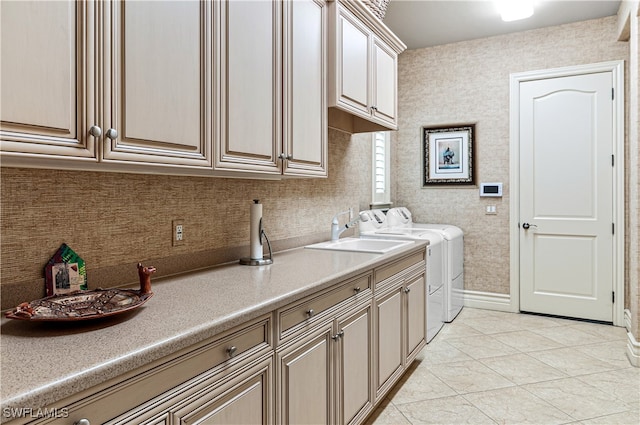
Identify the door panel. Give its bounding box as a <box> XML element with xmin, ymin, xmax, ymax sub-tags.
<box><xmin>105</xmin><ymin>0</ymin><xmax>212</xmax><ymax>166</ymax></box>
<box><xmin>519</xmin><ymin>72</ymin><xmax>613</xmax><ymax>322</ymax></box>
<box><xmin>0</xmin><ymin>0</ymin><xmax>96</xmax><ymax>158</ymax></box>
<box><xmin>372</xmin><ymin>38</ymin><xmax>396</xmax><ymax>125</ymax></box>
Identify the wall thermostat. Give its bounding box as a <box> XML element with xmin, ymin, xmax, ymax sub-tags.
<box><xmin>479</xmin><ymin>182</ymin><xmax>503</xmax><ymax>197</ymax></box>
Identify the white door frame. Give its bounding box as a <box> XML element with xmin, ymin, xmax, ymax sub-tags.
<box><xmin>509</xmin><ymin>60</ymin><xmax>625</xmax><ymax>326</ymax></box>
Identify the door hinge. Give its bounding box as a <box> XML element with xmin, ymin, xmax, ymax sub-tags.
<box><xmin>612</xmin><ymin>154</ymin><xmax>614</xmax><ymax>167</ymax></box>
<box><xmin>612</xmin><ymin>88</ymin><xmax>614</xmax><ymax>100</ymax></box>
<box><xmin>612</xmin><ymin>223</ymin><xmax>615</xmax><ymax>235</ymax></box>
<box><xmin>612</xmin><ymin>291</ymin><xmax>615</xmax><ymax>303</ymax></box>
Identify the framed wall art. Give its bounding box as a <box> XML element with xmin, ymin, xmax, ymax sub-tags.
<box><xmin>423</xmin><ymin>124</ymin><xmax>476</xmax><ymax>185</ymax></box>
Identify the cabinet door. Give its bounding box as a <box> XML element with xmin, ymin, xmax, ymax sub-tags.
<box><xmin>334</xmin><ymin>5</ymin><xmax>370</xmax><ymax>116</ymax></box>
<box><xmin>216</xmin><ymin>0</ymin><xmax>281</xmax><ymax>174</ymax></box>
<box><xmin>277</xmin><ymin>323</ymin><xmax>334</xmax><ymax>424</ymax></box>
<box><xmin>0</xmin><ymin>0</ymin><xmax>97</xmax><ymax>160</ymax></box>
<box><xmin>405</xmin><ymin>273</ymin><xmax>427</xmax><ymax>364</ymax></box>
<box><xmin>371</xmin><ymin>36</ymin><xmax>398</xmax><ymax>128</ymax></box>
<box><xmin>103</xmin><ymin>0</ymin><xmax>213</xmax><ymax>167</ymax></box>
<box><xmin>283</xmin><ymin>0</ymin><xmax>327</xmax><ymax>177</ymax></box>
<box><xmin>336</xmin><ymin>301</ymin><xmax>373</xmax><ymax>425</ymax></box>
<box><xmin>173</xmin><ymin>356</ymin><xmax>273</xmax><ymax>425</ymax></box>
<box><xmin>374</xmin><ymin>286</ymin><xmax>403</xmax><ymax>399</ymax></box>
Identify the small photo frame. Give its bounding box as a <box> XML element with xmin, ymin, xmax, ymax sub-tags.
<box><xmin>423</xmin><ymin>124</ymin><xmax>475</xmax><ymax>185</ymax></box>
<box><xmin>45</xmin><ymin>243</ymin><xmax>87</xmax><ymax>296</ymax></box>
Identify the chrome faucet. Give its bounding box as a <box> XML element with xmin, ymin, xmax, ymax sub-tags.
<box><xmin>330</xmin><ymin>208</ymin><xmax>370</xmax><ymax>241</ymax></box>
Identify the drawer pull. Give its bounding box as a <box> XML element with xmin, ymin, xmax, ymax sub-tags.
<box><xmin>227</xmin><ymin>346</ymin><xmax>237</xmax><ymax>358</ymax></box>
<box><xmin>306</xmin><ymin>309</ymin><xmax>314</xmax><ymax>317</ymax></box>
<box><xmin>75</xmin><ymin>420</ymin><xmax>91</xmax><ymax>425</ymax></box>
<box><xmin>353</xmin><ymin>287</ymin><xmax>361</xmax><ymax>293</ymax></box>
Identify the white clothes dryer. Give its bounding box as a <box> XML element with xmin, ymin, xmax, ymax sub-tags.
<box><xmin>386</xmin><ymin>207</ymin><xmax>464</xmax><ymax>322</ymax></box>
<box><xmin>359</xmin><ymin>210</ymin><xmax>445</xmax><ymax>342</ymax></box>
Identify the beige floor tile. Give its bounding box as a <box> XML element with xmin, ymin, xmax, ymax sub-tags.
<box><xmin>506</xmin><ymin>312</ymin><xmax>572</xmax><ymax>329</ymax></box>
<box><xmin>389</xmin><ymin>366</ymin><xmax>457</xmax><ymax>405</ymax></box>
<box><xmin>524</xmin><ymin>377</ymin><xmax>629</xmax><ymax>421</ymax></box>
<box><xmin>576</xmin><ymin>340</ymin><xmax>634</xmax><ymax>369</ymax></box>
<box><xmin>463</xmin><ymin>386</ymin><xmax>573</xmax><ymax>424</ymax></box>
<box><xmin>419</xmin><ymin>341</ymin><xmax>475</xmax><ymax>365</ymax></box>
<box><xmin>396</xmin><ymin>395</ymin><xmax>496</xmax><ymax>424</ymax></box>
<box><xmin>480</xmin><ymin>353</ymin><xmax>568</xmax><ymax>384</ymax></box>
<box><xmin>568</xmin><ymin>322</ymin><xmax>628</xmax><ymax>342</ymax></box>
<box><xmin>528</xmin><ymin>347</ymin><xmax>619</xmax><ymax>376</ymax></box>
<box><xmin>529</xmin><ymin>325</ymin><xmax>608</xmax><ymax>347</ymax></box>
<box><xmin>445</xmin><ymin>334</ymin><xmax>520</xmax><ymax>359</ymax></box>
<box><xmin>462</xmin><ymin>316</ymin><xmax>524</xmax><ymax>334</ymax></box>
<box><xmin>429</xmin><ymin>359</ymin><xmax>515</xmax><ymax>394</ymax></box>
<box><xmin>435</xmin><ymin>321</ymin><xmax>484</xmax><ymax>340</ymax></box>
<box><xmin>576</xmin><ymin>368</ymin><xmax>640</xmax><ymax>409</ymax></box>
<box><xmin>580</xmin><ymin>409</ymin><xmax>640</xmax><ymax>424</ymax></box>
<box><xmin>363</xmin><ymin>398</ymin><xmax>411</xmax><ymax>425</ymax></box>
<box><xmin>492</xmin><ymin>330</ymin><xmax>564</xmax><ymax>352</ymax></box>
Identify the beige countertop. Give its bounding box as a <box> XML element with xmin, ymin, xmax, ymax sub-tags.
<box><xmin>0</xmin><ymin>241</ymin><xmax>426</xmax><ymax>421</ymax></box>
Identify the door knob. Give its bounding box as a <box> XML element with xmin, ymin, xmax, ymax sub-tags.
<box><xmin>89</xmin><ymin>125</ymin><xmax>102</xmax><ymax>138</ymax></box>
<box><xmin>522</xmin><ymin>223</ymin><xmax>537</xmax><ymax>229</ymax></box>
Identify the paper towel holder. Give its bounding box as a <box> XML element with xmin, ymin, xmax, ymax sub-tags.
<box><xmin>239</xmin><ymin>229</ymin><xmax>273</xmax><ymax>266</ymax></box>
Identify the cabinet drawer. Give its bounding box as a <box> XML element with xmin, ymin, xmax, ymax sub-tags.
<box><xmin>374</xmin><ymin>249</ymin><xmax>425</xmax><ymax>288</ymax></box>
<box><xmin>30</xmin><ymin>315</ymin><xmax>272</xmax><ymax>425</ymax></box>
<box><xmin>277</xmin><ymin>273</ymin><xmax>372</xmax><ymax>341</ymax></box>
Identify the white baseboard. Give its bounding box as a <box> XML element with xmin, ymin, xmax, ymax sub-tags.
<box><xmin>625</xmin><ymin>309</ymin><xmax>640</xmax><ymax>367</ymax></box>
<box><xmin>463</xmin><ymin>290</ymin><xmax>514</xmax><ymax>312</ymax></box>
<box><xmin>627</xmin><ymin>331</ymin><xmax>640</xmax><ymax>367</ymax></box>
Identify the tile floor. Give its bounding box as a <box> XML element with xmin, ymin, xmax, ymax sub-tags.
<box><xmin>365</xmin><ymin>307</ymin><xmax>639</xmax><ymax>425</ymax></box>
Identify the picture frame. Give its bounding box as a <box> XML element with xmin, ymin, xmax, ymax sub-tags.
<box><xmin>423</xmin><ymin>124</ymin><xmax>476</xmax><ymax>185</ymax></box>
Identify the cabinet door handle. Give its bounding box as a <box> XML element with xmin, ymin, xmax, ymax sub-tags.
<box><xmin>89</xmin><ymin>125</ymin><xmax>102</xmax><ymax>138</ymax></box>
<box><xmin>74</xmin><ymin>420</ymin><xmax>91</xmax><ymax>425</ymax></box>
<box><xmin>227</xmin><ymin>346</ymin><xmax>237</xmax><ymax>358</ymax></box>
<box><xmin>105</xmin><ymin>128</ymin><xmax>118</xmax><ymax>140</ymax></box>
<box><xmin>404</xmin><ymin>287</ymin><xmax>411</xmax><ymax>293</ymax></box>
<box><xmin>306</xmin><ymin>309</ymin><xmax>314</xmax><ymax>317</ymax></box>
<box><xmin>332</xmin><ymin>330</ymin><xmax>344</xmax><ymax>341</ymax></box>
<box><xmin>370</xmin><ymin>105</ymin><xmax>378</xmax><ymax>112</ymax></box>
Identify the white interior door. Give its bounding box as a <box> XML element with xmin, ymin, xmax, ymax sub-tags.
<box><xmin>519</xmin><ymin>71</ymin><xmax>614</xmax><ymax>322</ymax></box>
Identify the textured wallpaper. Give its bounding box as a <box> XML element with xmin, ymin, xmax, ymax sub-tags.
<box><xmin>393</xmin><ymin>16</ymin><xmax>629</xmax><ymax>296</ymax></box>
<box><xmin>0</xmin><ymin>129</ymin><xmax>374</xmax><ymax>309</ymax></box>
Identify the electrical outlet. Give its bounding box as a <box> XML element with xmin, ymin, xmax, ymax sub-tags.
<box><xmin>172</xmin><ymin>220</ymin><xmax>184</xmax><ymax>246</ymax></box>
<box><xmin>485</xmin><ymin>205</ymin><xmax>497</xmax><ymax>215</ymax></box>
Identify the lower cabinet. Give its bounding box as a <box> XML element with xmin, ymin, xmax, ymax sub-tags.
<box><xmin>10</xmin><ymin>248</ymin><xmax>426</xmax><ymax>425</ymax></box>
<box><xmin>276</xmin><ymin>299</ymin><xmax>374</xmax><ymax>425</ymax></box>
<box><xmin>375</xmin><ymin>269</ymin><xmax>427</xmax><ymax>401</ymax></box>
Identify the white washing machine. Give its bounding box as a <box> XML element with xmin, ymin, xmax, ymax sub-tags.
<box><xmin>386</xmin><ymin>207</ymin><xmax>464</xmax><ymax>322</ymax></box>
<box><xmin>359</xmin><ymin>209</ymin><xmax>445</xmax><ymax>342</ymax></box>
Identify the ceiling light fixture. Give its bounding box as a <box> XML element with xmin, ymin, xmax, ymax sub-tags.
<box><xmin>497</xmin><ymin>0</ymin><xmax>534</xmax><ymax>22</ymax></box>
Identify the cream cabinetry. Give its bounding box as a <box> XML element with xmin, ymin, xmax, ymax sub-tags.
<box><xmin>101</xmin><ymin>0</ymin><xmax>213</xmax><ymax>168</ymax></box>
<box><xmin>374</xmin><ymin>251</ymin><xmax>427</xmax><ymax>400</ymax></box>
<box><xmin>21</xmin><ymin>315</ymin><xmax>273</xmax><ymax>425</ymax></box>
<box><xmin>0</xmin><ymin>0</ymin><xmax>214</xmax><ymax>171</ymax></box>
<box><xmin>215</xmin><ymin>0</ymin><xmax>327</xmax><ymax>177</ymax></box>
<box><xmin>0</xmin><ymin>0</ymin><xmax>97</xmax><ymax>160</ymax></box>
<box><xmin>328</xmin><ymin>0</ymin><xmax>406</xmax><ymax>134</ymax></box>
<box><xmin>3</xmin><ymin>248</ymin><xmax>426</xmax><ymax>425</ymax></box>
<box><xmin>1</xmin><ymin>0</ymin><xmax>326</xmax><ymax>178</ymax></box>
<box><xmin>275</xmin><ymin>273</ymin><xmax>373</xmax><ymax>425</ymax></box>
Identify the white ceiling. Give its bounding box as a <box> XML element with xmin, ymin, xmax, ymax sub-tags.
<box><xmin>382</xmin><ymin>0</ymin><xmax>621</xmax><ymax>49</ymax></box>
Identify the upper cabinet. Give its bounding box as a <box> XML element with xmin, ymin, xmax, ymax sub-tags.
<box><xmin>327</xmin><ymin>0</ymin><xmax>406</xmax><ymax>134</ymax></box>
<box><xmin>216</xmin><ymin>0</ymin><xmax>327</xmax><ymax>178</ymax></box>
<box><xmin>0</xmin><ymin>1</ymin><xmax>97</xmax><ymax>161</ymax></box>
<box><xmin>1</xmin><ymin>0</ymin><xmax>401</xmax><ymax>176</ymax></box>
<box><xmin>102</xmin><ymin>0</ymin><xmax>214</xmax><ymax>168</ymax></box>
<box><xmin>1</xmin><ymin>0</ymin><xmax>214</xmax><ymax>172</ymax></box>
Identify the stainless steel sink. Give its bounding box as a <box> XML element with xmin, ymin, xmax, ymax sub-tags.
<box><xmin>304</xmin><ymin>237</ymin><xmax>414</xmax><ymax>254</ymax></box>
